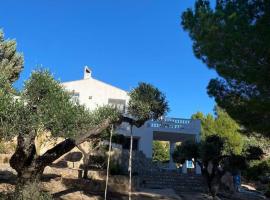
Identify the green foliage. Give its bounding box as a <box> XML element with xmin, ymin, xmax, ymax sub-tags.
<box><xmin>0</xmin><ymin>30</ymin><xmax>24</xmax><ymax>83</ymax></box>
<box><xmin>182</xmin><ymin>0</ymin><xmax>270</xmax><ymax>136</ymax></box>
<box><xmin>242</xmin><ymin>134</ymin><xmax>270</xmax><ymax>155</ymax></box>
<box><xmin>244</xmin><ymin>146</ymin><xmax>265</xmax><ymax>161</ymax></box>
<box><xmin>173</xmin><ymin>140</ymin><xmax>199</xmax><ymax>164</ymax></box>
<box><xmin>152</xmin><ymin>141</ymin><xmax>169</xmax><ymax>162</ymax></box>
<box><xmin>2</xmin><ymin>182</ymin><xmax>53</xmax><ymax>200</ymax></box>
<box><xmin>223</xmin><ymin>154</ymin><xmax>247</xmax><ymax>173</ymax></box>
<box><xmin>2</xmin><ymin>69</ymin><xmax>168</xmax><ymax>141</ymax></box>
<box><xmin>245</xmin><ymin>158</ymin><xmax>270</xmax><ymax>181</ymax></box>
<box><xmin>173</xmin><ymin>135</ymin><xmax>226</xmax><ymax>164</ymax></box>
<box><xmin>200</xmin><ymin>135</ymin><xmax>225</xmax><ymax>162</ymax></box>
<box><xmin>128</xmin><ymin>82</ymin><xmax>169</xmax><ymax>126</ymax></box>
<box><xmin>0</xmin><ymin>69</ymin><xmax>121</xmax><ymax>140</ymax></box>
<box><xmin>192</xmin><ymin>107</ymin><xmax>244</xmax><ymax>154</ymax></box>
<box><xmin>0</xmin><ymin>74</ymin><xmax>22</xmax><ymax>140</ymax></box>
<box><xmin>173</xmin><ymin>134</ymin><xmax>263</xmax><ymax>174</ymax></box>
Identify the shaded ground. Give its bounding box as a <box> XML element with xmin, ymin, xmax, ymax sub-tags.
<box><xmin>0</xmin><ymin>164</ymin><xmax>268</xmax><ymax>200</ymax></box>
<box><xmin>0</xmin><ymin>164</ymin><xmax>181</xmax><ymax>200</ymax></box>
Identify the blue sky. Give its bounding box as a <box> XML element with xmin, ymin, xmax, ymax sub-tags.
<box><xmin>0</xmin><ymin>0</ymin><xmax>217</xmax><ymax>118</ymax></box>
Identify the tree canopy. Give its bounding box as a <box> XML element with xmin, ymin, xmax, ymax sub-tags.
<box><xmin>128</xmin><ymin>82</ymin><xmax>169</xmax><ymax>126</ymax></box>
<box><xmin>182</xmin><ymin>0</ymin><xmax>270</xmax><ymax>137</ymax></box>
<box><xmin>0</xmin><ymin>69</ymin><xmax>119</xmax><ymax>141</ymax></box>
<box><xmin>0</xmin><ymin>30</ymin><xmax>24</xmax><ymax>83</ymax></box>
<box><xmin>173</xmin><ymin>135</ymin><xmax>264</xmax><ymax>196</ymax></box>
<box><xmin>192</xmin><ymin>107</ymin><xmax>244</xmax><ymax>154</ymax></box>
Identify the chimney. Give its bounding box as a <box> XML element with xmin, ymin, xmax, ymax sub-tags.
<box><xmin>84</xmin><ymin>66</ymin><xmax>92</xmax><ymax>79</ymax></box>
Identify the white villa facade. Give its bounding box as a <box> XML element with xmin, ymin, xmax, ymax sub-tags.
<box><xmin>62</xmin><ymin>67</ymin><xmax>201</xmax><ymax>174</ymax></box>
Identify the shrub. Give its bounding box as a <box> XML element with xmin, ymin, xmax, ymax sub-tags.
<box><xmin>152</xmin><ymin>141</ymin><xmax>170</xmax><ymax>162</ymax></box>
<box><xmin>2</xmin><ymin>182</ymin><xmax>53</xmax><ymax>200</ymax></box>
<box><xmin>245</xmin><ymin>159</ymin><xmax>270</xmax><ymax>181</ymax></box>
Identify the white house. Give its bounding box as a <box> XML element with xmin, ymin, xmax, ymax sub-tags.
<box><xmin>62</xmin><ymin>67</ymin><xmax>201</xmax><ymax>174</ymax></box>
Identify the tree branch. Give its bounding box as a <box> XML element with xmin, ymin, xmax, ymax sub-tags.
<box><xmin>120</xmin><ymin>116</ymin><xmax>146</xmax><ymax>128</ymax></box>
<box><xmin>36</xmin><ymin>115</ymin><xmax>137</xmax><ymax>167</ymax></box>
<box><xmin>75</xmin><ymin>118</ymin><xmax>112</xmax><ymax>145</ymax></box>
<box><xmin>36</xmin><ymin>118</ymin><xmax>112</xmax><ymax>166</ymax></box>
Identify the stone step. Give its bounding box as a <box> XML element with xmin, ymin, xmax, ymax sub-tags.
<box><xmin>143</xmin><ymin>181</ymin><xmax>203</xmax><ymax>184</ymax></box>
<box><xmin>140</xmin><ymin>173</ymin><xmax>206</xmax><ymax>192</ymax></box>
<box><xmin>145</xmin><ymin>175</ymin><xmax>203</xmax><ymax>178</ymax></box>
<box><xmin>143</xmin><ymin>178</ymin><xmax>203</xmax><ymax>182</ymax></box>
<box><xmin>142</xmin><ymin>178</ymin><xmax>204</xmax><ymax>183</ymax></box>
<box><xmin>143</xmin><ymin>175</ymin><xmax>203</xmax><ymax>180</ymax></box>
<box><xmin>143</xmin><ymin>184</ymin><xmax>206</xmax><ymax>192</ymax></box>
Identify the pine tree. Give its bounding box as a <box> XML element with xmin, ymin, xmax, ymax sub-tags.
<box><xmin>0</xmin><ymin>30</ymin><xmax>24</xmax><ymax>83</ymax></box>
<box><xmin>182</xmin><ymin>0</ymin><xmax>270</xmax><ymax>136</ymax></box>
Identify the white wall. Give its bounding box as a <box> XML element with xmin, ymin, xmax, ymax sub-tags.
<box><xmin>62</xmin><ymin>70</ymin><xmax>200</xmax><ymax>159</ymax></box>
<box><xmin>62</xmin><ymin>77</ymin><xmax>129</xmax><ymax>111</ymax></box>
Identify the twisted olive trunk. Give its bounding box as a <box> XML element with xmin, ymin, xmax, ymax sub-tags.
<box><xmin>10</xmin><ymin>134</ymin><xmax>77</xmax><ymax>186</ymax></box>
<box><xmin>8</xmin><ymin>115</ymin><xmax>143</xmax><ymax>189</ymax></box>
<box><xmin>76</xmin><ymin>144</ymin><xmax>91</xmax><ymax>179</ymax></box>
<box><xmin>198</xmin><ymin>160</ymin><xmax>226</xmax><ymax>197</ymax></box>
<box><xmin>9</xmin><ymin>117</ymin><xmax>133</xmax><ymax>186</ymax></box>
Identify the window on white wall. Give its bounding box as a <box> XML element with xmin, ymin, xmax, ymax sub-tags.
<box><xmin>71</xmin><ymin>91</ymin><xmax>80</xmax><ymax>103</ymax></box>
<box><xmin>108</xmin><ymin>98</ymin><xmax>126</xmax><ymax>113</ymax></box>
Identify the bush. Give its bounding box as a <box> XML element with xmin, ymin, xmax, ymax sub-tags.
<box><xmin>152</xmin><ymin>141</ymin><xmax>170</xmax><ymax>162</ymax></box>
<box><xmin>1</xmin><ymin>182</ymin><xmax>53</xmax><ymax>200</ymax></box>
<box><xmin>245</xmin><ymin>159</ymin><xmax>270</xmax><ymax>181</ymax></box>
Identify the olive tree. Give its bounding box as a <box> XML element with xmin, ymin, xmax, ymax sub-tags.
<box><xmin>0</xmin><ymin>69</ymin><xmax>168</xmax><ymax>187</ymax></box>
<box><xmin>0</xmin><ymin>29</ymin><xmax>169</xmax><ymax>190</ymax></box>
<box><xmin>173</xmin><ymin>135</ymin><xmax>263</xmax><ymax>197</ymax></box>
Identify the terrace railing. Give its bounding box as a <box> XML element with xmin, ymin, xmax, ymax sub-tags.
<box><xmin>147</xmin><ymin>118</ymin><xmax>192</xmax><ymax>130</ymax></box>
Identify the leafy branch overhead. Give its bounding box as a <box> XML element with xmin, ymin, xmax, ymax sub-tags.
<box><xmin>128</xmin><ymin>82</ymin><xmax>169</xmax><ymax>126</ymax></box>
<box><xmin>182</xmin><ymin>0</ymin><xmax>270</xmax><ymax>136</ymax></box>
<box><xmin>0</xmin><ymin>30</ymin><xmax>24</xmax><ymax>83</ymax></box>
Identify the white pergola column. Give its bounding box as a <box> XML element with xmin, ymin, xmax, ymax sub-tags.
<box><xmin>195</xmin><ymin>134</ymin><xmax>201</xmax><ymax>143</ymax></box>
<box><xmin>195</xmin><ymin>162</ymin><xmax>202</xmax><ymax>175</ymax></box>
<box><xmin>195</xmin><ymin>134</ymin><xmax>202</xmax><ymax>174</ymax></box>
<box><xmin>182</xmin><ymin>161</ymin><xmax>187</xmax><ymax>174</ymax></box>
<box><xmin>169</xmin><ymin>141</ymin><xmax>176</xmax><ymax>169</ymax></box>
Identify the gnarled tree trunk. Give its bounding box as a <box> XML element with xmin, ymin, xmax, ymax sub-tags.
<box><xmin>198</xmin><ymin>160</ymin><xmax>226</xmax><ymax>197</ymax></box>
<box><xmin>10</xmin><ymin>134</ymin><xmax>77</xmax><ymax>186</ymax></box>
<box><xmin>9</xmin><ymin>117</ymin><xmax>134</xmax><ymax>186</ymax></box>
